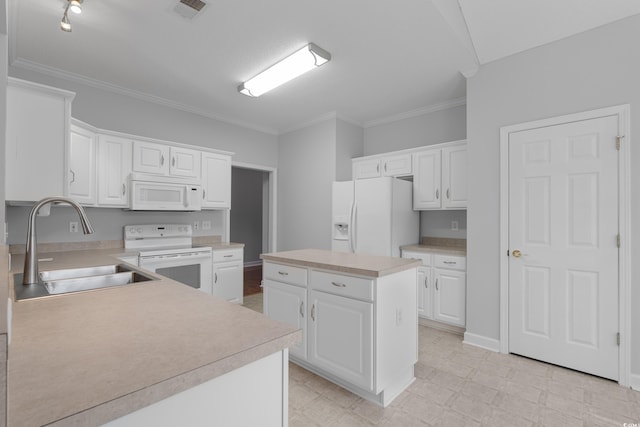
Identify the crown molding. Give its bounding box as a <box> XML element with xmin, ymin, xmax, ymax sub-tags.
<box><xmin>363</xmin><ymin>97</ymin><xmax>467</xmax><ymax>128</ymax></box>
<box><xmin>9</xmin><ymin>57</ymin><xmax>279</xmax><ymax>135</ymax></box>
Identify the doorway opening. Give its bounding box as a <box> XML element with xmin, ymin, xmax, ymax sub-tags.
<box><xmin>231</xmin><ymin>162</ymin><xmax>277</xmax><ymax>298</ymax></box>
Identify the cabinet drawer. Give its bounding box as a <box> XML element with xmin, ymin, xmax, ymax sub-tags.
<box><xmin>212</xmin><ymin>249</ymin><xmax>243</xmax><ymax>262</ymax></box>
<box><xmin>433</xmin><ymin>254</ymin><xmax>466</xmax><ymax>270</ymax></box>
<box><xmin>310</xmin><ymin>270</ymin><xmax>373</xmax><ymax>302</ymax></box>
<box><xmin>401</xmin><ymin>251</ymin><xmax>431</xmax><ymax>266</ymax></box>
<box><xmin>263</xmin><ymin>262</ymin><xmax>308</xmax><ymax>286</ymax></box>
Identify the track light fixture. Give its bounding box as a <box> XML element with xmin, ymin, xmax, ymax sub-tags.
<box><xmin>60</xmin><ymin>0</ymin><xmax>84</xmax><ymax>32</ymax></box>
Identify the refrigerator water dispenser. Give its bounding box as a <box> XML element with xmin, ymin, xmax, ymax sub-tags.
<box><xmin>333</xmin><ymin>216</ymin><xmax>349</xmax><ymax>240</ymax></box>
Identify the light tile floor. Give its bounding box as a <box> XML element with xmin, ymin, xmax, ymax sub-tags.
<box><xmin>243</xmin><ymin>293</ymin><xmax>640</xmax><ymax>426</ymax></box>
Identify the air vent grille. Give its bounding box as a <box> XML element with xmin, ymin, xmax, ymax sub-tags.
<box><xmin>180</xmin><ymin>0</ymin><xmax>206</xmax><ymax>12</ymax></box>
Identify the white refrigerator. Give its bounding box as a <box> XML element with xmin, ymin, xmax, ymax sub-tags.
<box><xmin>332</xmin><ymin>177</ymin><xmax>418</xmax><ymax>257</ymax></box>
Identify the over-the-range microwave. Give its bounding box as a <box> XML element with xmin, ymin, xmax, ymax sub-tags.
<box><xmin>129</xmin><ymin>173</ymin><xmax>202</xmax><ymax>211</ymax></box>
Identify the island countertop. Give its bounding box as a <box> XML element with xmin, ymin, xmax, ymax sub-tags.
<box><xmin>7</xmin><ymin>249</ymin><xmax>300</xmax><ymax>427</ymax></box>
<box><xmin>261</xmin><ymin>248</ymin><xmax>420</xmax><ymax>277</ymax></box>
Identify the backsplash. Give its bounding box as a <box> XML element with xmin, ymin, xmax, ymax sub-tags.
<box><xmin>5</xmin><ymin>206</ymin><xmax>225</xmax><ymax>245</ymax></box>
<box><xmin>420</xmin><ymin>210</ymin><xmax>467</xmax><ymax>239</ymax></box>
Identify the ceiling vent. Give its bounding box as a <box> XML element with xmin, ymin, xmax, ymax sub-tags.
<box><xmin>174</xmin><ymin>0</ymin><xmax>207</xmax><ymax>19</ymax></box>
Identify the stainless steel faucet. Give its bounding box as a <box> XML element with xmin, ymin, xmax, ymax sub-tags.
<box><xmin>23</xmin><ymin>197</ymin><xmax>95</xmax><ymax>285</ymax></box>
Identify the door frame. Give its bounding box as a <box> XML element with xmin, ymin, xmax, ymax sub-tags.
<box><xmin>499</xmin><ymin>104</ymin><xmax>631</xmax><ymax>386</ymax></box>
<box><xmin>229</xmin><ymin>161</ymin><xmax>278</xmax><ymax>254</ymax></box>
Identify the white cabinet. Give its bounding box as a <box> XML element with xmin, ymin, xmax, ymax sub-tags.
<box><xmin>133</xmin><ymin>141</ymin><xmax>201</xmax><ymax>178</ymax></box>
<box><xmin>201</xmin><ymin>152</ymin><xmax>231</xmax><ymax>209</ymax></box>
<box><xmin>352</xmin><ymin>153</ymin><xmax>412</xmax><ymax>180</ymax></box>
<box><xmin>262</xmin><ymin>260</ymin><xmax>417</xmax><ymax>407</ymax></box>
<box><xmin>132</xmin><ymin>140</ymin><xmax>170</xmax><ymax>175</ymax></box>
<box><xmin>5</xmin><ymin>78</ymin><xmax>74</xmax><ymax>201</ymax></box>
<box><xmin>413</xmin><ymin>142</ymin><xmax>467</xmax><ymax>210</ymax></box>
<box><xmin>97</xmin><ymin>135</ymin><xmax>132</xmax><ymax>207</ymax></box>
<box><xmin>67</xmin><ymin>123</ymin><xmax>97</xmax><ymax>205</ymax></box>
<box><xmin>263</xmin><ymin>280</ymin><xmax>307</xmax><ymax>360</ymax></box>
<box><xmin>402</xmin><ymin>250</ymin><xmax>466</xmax><ymax>328</ymax></box>
<box><xmin>442</xmin><ymin>145</ymin><xmax>467</xmax><ymax>208</ymax></box>
<box><xmin>308</xmin><ymin>289</ymin><xmax>373</xmax><ymax>391</ymax></box>
<box><xmin>212</xmin><ymin>248</ymin><xmax>243</xmax><ymax>304</ymax></box>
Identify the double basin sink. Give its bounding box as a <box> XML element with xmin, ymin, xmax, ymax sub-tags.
<box><xmin>14</xmin><ymin>264</ymin><xmax>157</xmax><ymax>301</ymax></box>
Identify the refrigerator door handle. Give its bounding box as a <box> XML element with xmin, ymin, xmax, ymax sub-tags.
<box><xmin>351</xmin><ymin>202</ymin><xmax>358</xmax><ymax>252</ymax></box>
<box><xmin>348</xmin><ymin>200</ymin><xmax>355</xmax><ymax>252</ymax></box>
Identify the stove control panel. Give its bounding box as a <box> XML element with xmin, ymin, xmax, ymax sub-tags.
<box><xmin>125</xmin><ymin>224</ymin><xmax>193</xmax><ymax>239</ymax></box>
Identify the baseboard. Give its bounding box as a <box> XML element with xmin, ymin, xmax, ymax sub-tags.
<box><xmin>244</xmin><ymin>260</ymin><xmax>262</xmax><ymax>268</ymax></box>
<box><xmin>418</xmin><ymin>317</ymin><xmax>465</xmax><ymax>336</ymax></box>
<box><xmin>630</xmin><ymin>373</ymin><xmax>640</xmax><ymax>391</ymax></box>
<box><xmin>462</xmin><ymin>332</ymin><xmax>500</xmax><ymax>353</ymax></box>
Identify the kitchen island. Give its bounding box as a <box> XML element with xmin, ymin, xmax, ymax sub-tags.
<box><xmin>261</xmin><ymin>249</ymin><xmax>420</xmax><ymax>407</ymax></box>
<box><xmin>8</xmin><ymin>249</ymin><xmax>299</xmax><ymax>427</ymax></box>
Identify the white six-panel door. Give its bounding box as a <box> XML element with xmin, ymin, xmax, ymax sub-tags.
<box><xmin>508</xmin><ymin>115</ymin><xmax>619</xmax><ymax>380</ymax></box>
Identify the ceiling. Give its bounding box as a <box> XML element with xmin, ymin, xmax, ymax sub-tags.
<box><xmin>8</xmin><ymin>0</ymin><xmax>640</xmax><ymax>134</ymax></box>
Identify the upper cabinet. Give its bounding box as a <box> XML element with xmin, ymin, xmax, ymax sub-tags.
<box><xmin>6</xmin><ymin>78</ymin><xmax>75</xmax><ymax>202</ymax></box>
<box><xmin>133</xmin><ymin>141</ymin><xmax>201</xmax><ymax>179</ymax></box>
<box><xmin>67</xmin><ymin>122</ymin><xmax>97</xmax><ymax>205</ymax></box>
<box><xmin>352</xmin><ymin>153</ymin><xmax>412</xmax><ymax>180</ymax></box>
<box><xmin>201</xmin><ymin>152</ymin><xmax>231</xmax><ymax>209</ymax></box>
<box><xmin>97</xmin><ymin>135</ymin><xmax>133</xmax><ymax>207</ymax></box>
<box><xmin>413</xmin><ymin>141</ymin><xmax>467</xmax><ymax>210</ymax></box>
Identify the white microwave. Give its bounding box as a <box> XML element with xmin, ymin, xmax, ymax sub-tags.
<box><xmin>129</xmin><ymin>173</ymin><xmax>202</xmax><ymax>211</ymax></box>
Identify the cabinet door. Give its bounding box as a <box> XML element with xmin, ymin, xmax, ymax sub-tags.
<box><xmin>97</xmin><ymin>135</ymin><xmax>132</xmax><ymax>207</ymax></box>
<box><xmin>201</xmin><ymin>152</ymin><xmax>231</xmax><ymax>209</ymax></box>
<box><xmin>132</xmin><ymin>140</ymin><xmax>170</xmax><ymax>175</ymax></box>
<box><xmin>417</xmin><ymin>267</ymin><xmax>434</xmax><ymax>319</ymax></box>
<box><xmin>5</xmin><ymin>79</ymin><xmax>72</xmax><ymax>201</ymax></box>
<box><xmin>352</xmin><ymin>158</ymin><xmax>381</xmax><ymax>180</ymax></box>
<box><xmin>67</xmin><ymin>125</ymin><xmax>97</xmax><ymax>205</ymax></box>
<box><xmin>382</xmin><ymin>154</ymin><xmax>412</xmax><ymax>177</ymax></box>
<box><xmin>263</xmin><ymin>280</ymin><xmax>307</xmax><ymax>360</ymax></box>
<box><xmin>413</xmin><ymin>149</ymin><xmax>442</xmax><ymax>209</ymax></box>
<box><xmin>213</xmin><ymin>260</ymin><xmax>243</xmax><ymax>304</ymax></box>
<box><xmin>442</xmin><ymin>145</ymin><xmax>467</xmax><ymax>209</ymax></box>
<box><xmin>433</xmin><ymin>268</ymin><xmax>466</xmax><ymax>327</ymax></box>
<box><xmin>169</xmin><ymin>146</ymin><xmax>201</xmax><ymax>178</ymax></box>
<box><xmin>308</xmin><ymin>290</ymin><xmax>373</xmax><ymax>391</ymax></box>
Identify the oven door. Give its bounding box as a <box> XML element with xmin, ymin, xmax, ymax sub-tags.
<box><xmin>139</xmin><ymin>251</ymin><xmax>213</xmax><ymax>294</ymax></box>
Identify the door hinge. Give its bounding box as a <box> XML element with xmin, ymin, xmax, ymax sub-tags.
<box><xmin>616</xmin><ymin>135</ymin><xmax>624</xmax><ymax>150</ymax></box>
<box><xmin>617</xmin><ymin>234</ymin><xmax>621</xmax><ymax>248</ymax></box>
<box><xmin>616</xmin><ymin>332</ymin><xmax>620</xmax><ymax>346</ymax></box>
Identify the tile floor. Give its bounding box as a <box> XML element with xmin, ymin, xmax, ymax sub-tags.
<box><xmin>242</xmin><ymin>293</ymin><xmax>640</xmax><ymax>426</ymax></box>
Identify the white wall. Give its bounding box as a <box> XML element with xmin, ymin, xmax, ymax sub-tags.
<box><xmin>230</xmin><ymin>167</ymin><xmax>264</xmax><ymax>263</ymax></box>
<box><xmin>278</xmin><ymin>119</ymin><xmax>336</xmax><ymax>251</ymax></box>
<box><xmin>363</xmin><ymin>104</ymin><xmax>466</xmax><ymax>156</ymax></box>
<box><xmin>420</xmin><ymin>210</ymin><xmax>467</xmax><ymax>239</ymax></box>
<box><xmin>466</xmin><ymin>14</ymin><xmax>640</xmax><ymax>375</ymax></box>
<box><xmin>335</xmin><ymin>119</ymin><xmax>363</xmax><ymax>181</ymax></box>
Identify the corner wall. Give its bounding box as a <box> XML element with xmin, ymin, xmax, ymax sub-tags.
<box><xmin>466</xmin><ymin>14</ymin><xmax>640</xmax><ymax>377</ymax></box>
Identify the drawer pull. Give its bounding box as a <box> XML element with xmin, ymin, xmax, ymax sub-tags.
<box><xmin>331</xmin><ymin>281</ymin><xmax>347</xmax><ymax>288</ymax></box>
<box><xmin>444</xmin><ymin>261</ymin><xmax>456</xmax><ymax>265</ymax></box>
<box><xmin>278</xmin><ymin>271</ymin><xmax>289</xmax><ymax>276</ymax></box>
<box><xmin>224</xmin><ymin>254</ymin><xmax>234</xmax><ymax>258</ymax></box>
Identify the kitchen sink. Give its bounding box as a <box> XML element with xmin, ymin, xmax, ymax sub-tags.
<box><xmin>14</xmin><ymin>264</ymin><xmax>157</xmax><ymax>300</ymax></box>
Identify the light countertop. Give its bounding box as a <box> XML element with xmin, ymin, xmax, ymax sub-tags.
<box><xmin>8</xmin><ymin>249</ymin><xmax>299</xmax><ymax>427</ymax></box>
<box><xmin>261</xmin><ymin>248</ymin><xmax>420</xmax><ymax>277</ymax></box>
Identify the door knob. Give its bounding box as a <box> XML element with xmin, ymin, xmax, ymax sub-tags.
<box><xmin>512</xmin><ymin>249</ymin><xmax>522</xmax><ymax>258</ymax></box>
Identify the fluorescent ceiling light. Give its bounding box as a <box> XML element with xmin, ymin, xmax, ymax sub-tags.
<box><xmin>238</xmin><ymin>43</ymin><xmax>331</xmax><ymax>97</ymax></box>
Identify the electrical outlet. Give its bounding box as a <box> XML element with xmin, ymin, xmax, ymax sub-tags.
<box><xmin>451</xmin><ymin>220</ymin><xmax>459</xmax><ymax>231</ymax></box>
<box><xmin>193</xmin><ymin>221</ymin><xmax>200</xmax><ymax>231</ymax></box>
<box><xmin>69</xmin><ymin>222</ymin><xmax>79</xmax><ymax>233</ymax></box>
<box><xmin>202</xmin><ymin>220</ymin><xmax>211</xmax><ymax>230</ymax></box>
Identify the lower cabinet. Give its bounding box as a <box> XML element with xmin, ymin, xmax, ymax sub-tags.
<box><xmin>212</xmin><ymin>248</ymin><xmax>243</xmax><ymax>304</ymax></box>
<box><xmin>262</xmin><ymin>261</ymin><xmax>417</xmax><ymax>407</ymax></box>
<box><xmin>402</xmin><ymin>250</ymin><xmax>466</xmax><ymax>328</ymax></box>
<box><xmin>308</xmin><ymin>289</ymin><xmax>373</xmax><ymax>391</ymax></box>
<box><xmin>263</xmin><ymin>280</ymin><xmax>307</xmax><ymax>360</ymax></box>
